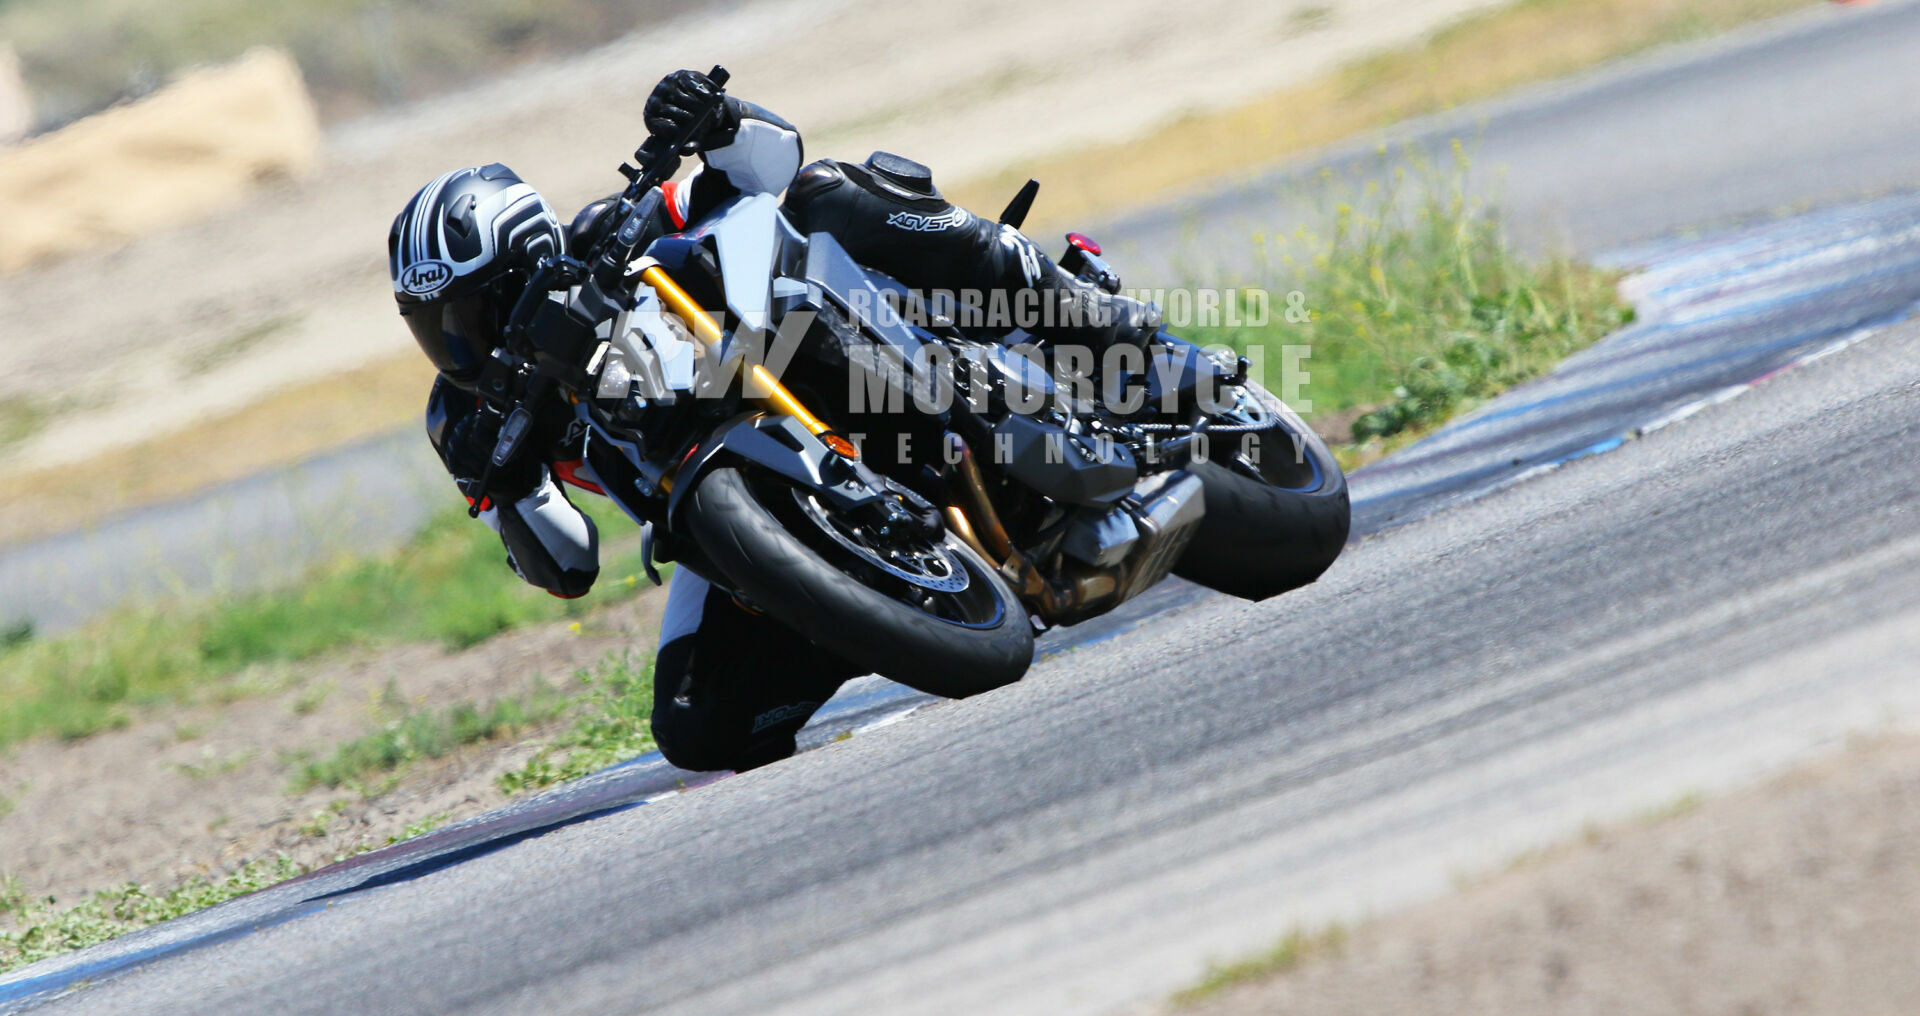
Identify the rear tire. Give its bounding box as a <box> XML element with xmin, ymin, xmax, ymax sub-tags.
<box><xmin>685</xmin><ymin>466</ymin><xmax>1034</xmax><ymax>698</ymax></box>
<box><xmin>1173</xmin><ymin>384</ymin><xmax>1351</xmax><ymax>601</ymax></box>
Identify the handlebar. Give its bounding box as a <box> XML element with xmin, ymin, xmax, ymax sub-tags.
<box><xmin>466</xmin><ymin>65</ymin><xmax>732</xmax><ymax>516</ymax></box>
<box><xmin>590</xmin><ymin>64</ymin><xmax>731</xmax><ymax>287</ymax></box>
<box><xmin>461</xmin><ymin>255</ymin><xmax>567</xmax><ymax>514</ymax></box>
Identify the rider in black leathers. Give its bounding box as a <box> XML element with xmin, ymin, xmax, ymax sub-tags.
<box><xmin>399</xmin><ymin>69</ymin><xmax>1158</xmax><ymax>772</ymax></box>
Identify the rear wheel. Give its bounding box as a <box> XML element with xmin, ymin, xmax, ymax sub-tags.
<box><xmin>684</xmin><ymin>465</ymin><xmax>1034</xmax><ymax>698</ymax></box>
<box><xmin>1172</xmin><ymin>380</ymin><xmax>1351</xmax><ymax>601</ymax></box>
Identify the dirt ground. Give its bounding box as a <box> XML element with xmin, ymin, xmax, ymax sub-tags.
<box><xmin>0</xmin><ymin>0</ymin><xmax>1506</xmax><ymax>531</ymax></box>
<box><xmin>1174</xmin><ymin>732</ymin><xmax>1920</xmax><ymax>1016</ymax></box>
<box><xmin>0</xmin><ymin>587</ymin><xmax>666</xmax><ymax>910</ymax></box>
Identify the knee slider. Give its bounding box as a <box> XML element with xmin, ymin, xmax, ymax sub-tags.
<box><xmin>650</xmin><ymin>714</ymin><xmax>752</xmax><ymax>772</ymax></box>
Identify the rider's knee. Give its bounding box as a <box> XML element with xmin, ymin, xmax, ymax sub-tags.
<box><xmin>650</xmin><ymin>714</ymin><xmax>740</xmax><ymax>772</ymax></box>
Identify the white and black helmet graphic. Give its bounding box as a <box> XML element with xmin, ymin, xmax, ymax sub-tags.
<box><xmin>389</xmin><ymin>163</ymin><xmax>562</xmax><ymax>301</ymax></box>
<box><xmin>389</xmin><ymin>163</ymin><xmax>564</xmax><ymax>383</ymax></box>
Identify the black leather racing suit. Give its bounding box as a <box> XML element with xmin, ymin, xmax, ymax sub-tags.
<box><xmin>430</xmin><ymin>100</ymin><xmax>1139</xmax><ymax>773</ymax></box>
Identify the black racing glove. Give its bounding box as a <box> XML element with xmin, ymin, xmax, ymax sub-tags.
<box><xmin>644</xmin><ymin>69</ymin><xmax>740</xmax><ymax>153</ymax></box>
<box><xmin>1035</xmin><ymin>268</ymin><xmax>1164</xmax><ymax>352</ymax></box>
<box><xmin>444</xmin><ymin>408</ymin><xmax>545</xmax><ymax>504</ymax></box>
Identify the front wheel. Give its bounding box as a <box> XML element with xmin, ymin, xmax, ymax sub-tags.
<box><xmin>1172</xmin><ymin>381</ymin><xmax>1351</xmax><ymax>600</ymax></box>
<box><xmin>684</xmin><ymin>466</ymin><xmax>1034</xmax><ymax>698</ymax></box>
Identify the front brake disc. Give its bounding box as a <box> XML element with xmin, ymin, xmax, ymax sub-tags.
<box><xmin>792</xmin><ymin>491</ymin><xmax>971</xmax><ymax>593</ymax></box>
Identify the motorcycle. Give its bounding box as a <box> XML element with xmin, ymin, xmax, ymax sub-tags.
<box><xmin>465</xmin><ymin>67</ymin><xmax>1349</xmax><ymax>696</ymax></box>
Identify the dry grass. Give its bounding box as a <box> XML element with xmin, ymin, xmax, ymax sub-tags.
<box><xmin>0</xmin><ymin>47</ymin><xmax>320</xmax><ymax>271</ymax></box>
<box><xmin>1173</xmin><ymin>925</ymin><xmax>1351</xmax><ymax>1007</ymax></box>
<box><xmin>0</xmin><ymin>353</ymin><xmax>430</xmax><ymax>545</ymax></box>
<box><xmin>947</xmin><ymin>0</ymin><xmax>1816</xmax><ymax>230</ymax></box>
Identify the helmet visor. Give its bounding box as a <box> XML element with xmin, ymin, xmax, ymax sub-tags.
<box><xmin>401</xmin><ymin>290</ymin><xmax>502</xmax><ymax>384</ymax></box>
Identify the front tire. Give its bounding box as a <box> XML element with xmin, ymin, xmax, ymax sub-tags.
<box><xmin>684</xmin><ymin>466</ymin><xmax>1034</xmax><ymax>698</ymax></box>
<box><xmin>1173</xmin><ymin>382</ymin><xmax>1351</xmax><ymax>600</ymax></box>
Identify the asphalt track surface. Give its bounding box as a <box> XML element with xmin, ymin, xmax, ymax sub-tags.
<box><xmin>7</xmin><ymin>3</ymin><xmax>1920</xmax><ymax>1013</ymax></box>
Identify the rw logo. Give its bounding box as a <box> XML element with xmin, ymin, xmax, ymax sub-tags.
<box><xmin>400</xmin><ymin>260</ymin><xmax>454</xmax><ymax>297</ymax></box>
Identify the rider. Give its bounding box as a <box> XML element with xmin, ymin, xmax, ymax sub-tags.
<box><xmin>389</xmin><ymin>69</ymin><xmax>1160</xmax><ymax>773</ymax></box>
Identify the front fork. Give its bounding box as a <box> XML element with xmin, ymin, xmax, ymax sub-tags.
<box><xmin>640</xmin><ymin>261</ymin><xmax>1060</xmax><ymax>612</ymax></box>
<box><xmin>636</xmin><ymin>261</ymin><xmax>925</xmax><ymax>544</ymax></box>
<box><xmin>631</xmin><ymin>260</ymin><xmax>860</xmax><ymax>482</ymax></box>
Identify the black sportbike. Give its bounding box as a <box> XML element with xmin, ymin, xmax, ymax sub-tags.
<box><xmin>466</xmin><ymin>68</ymin><xmax>1348</xmax><ymax>696</ymax></box>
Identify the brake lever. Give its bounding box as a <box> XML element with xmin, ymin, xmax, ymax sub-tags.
<box><xmin>465</xmin><ymin>290</ymin><xmax>562</xmax><ymax>517</ymax></box>
<box><xmin>491</xmin><ymin>405</ymin><xmax>536</xmax><ymax>468</ymax></box>
<box><xmin>593</xmin><ymin>65</ymin><xmax>730</xmax><ymax>287</ymax></box>
<box><xmin>463</xmin><ymin>391</ymin><xmax>545</xmax><ymax>518</ymax></box>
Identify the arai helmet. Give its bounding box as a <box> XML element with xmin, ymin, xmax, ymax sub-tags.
<box><xmin>388</xmin><ymin>163</ymin><xmax>563</xmax><ymax>386</ymax></box>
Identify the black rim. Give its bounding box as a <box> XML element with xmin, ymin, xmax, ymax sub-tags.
<box><xmin>743</xmin><ymin>468</ymin><xmax>1009</xmax><ymax>630</ymax></box>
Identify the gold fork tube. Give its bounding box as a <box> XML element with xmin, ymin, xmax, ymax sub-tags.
<box><xmin>637</xmin><ymin>264</ymin><xmax>835</xmax><ymax>439</ymax></box>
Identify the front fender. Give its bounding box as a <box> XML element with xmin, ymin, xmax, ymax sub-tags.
<box><xmin>665</xmin><ymin>413</ymin><xmax>887</xmax><ymax>529</ymax></box>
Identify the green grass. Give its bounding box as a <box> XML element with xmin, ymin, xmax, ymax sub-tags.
<box><xmin>1186</xmin><ymin>151</ymin><xmax>1631</xmax><ymax>455</ymax></box>
<box><xmin>0</xmin><ymin>801</ymin><xmax>455</xmax><ymax>975</ymax></box>
<box><xmin>0</xmin><ymin>654</ymin><xmax>656</xmax><ymax>975</ymax></box>
<box><xmin>172</xmin><ymin>748</ymin><xmax>254</xmax><ymax>781</ymax></box>
<box><xmin>386</xmin><ymin>812</ymin><xmax>451</xmax><ymax>846</ymax></box>
<box><xmin>0</xmin><ymin>857</ymin><xmax>305</xmax><ymax>974</ymax></box>
<box><xmin>1172</xmin><ymin>925</ymin><xmax>1350</xmax><ymax>1006</ymax></box>
<box><xmin>497</xmin><ymin>652</ymin><xmax>657</xmax><ymax>795</ymax></box>
<box><xmin>290</xmin><ymin>682</ymin><xmax>568</xmax><ymax>793</ymax></box>
<box><xmin>0</xmin><ymin>396</ymin><xmax>54</xmax><ymax>452</ymax></box>
<box><xmin>290</xmin><ymin>680</ymin><xmax>333</xmax><ymax>716</ymax></box>
<box><xmin>0</xmin><ymin>554</ymin><xmax>657</xmax><ymax>977</ymax></box>
<box><xmin>0</xmin><ymin>499</ymin><xmax>653</xmax><ymax>748</ymax></box>
<box><xmin>296</xmin><ymin>804</ymin><xmax>343</xmax><ymax>840</ymax></box>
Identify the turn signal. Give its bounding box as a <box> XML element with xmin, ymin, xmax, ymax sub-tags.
<box><xmin>822</xmin><ymin>433</ymin><xmax>861</xmax><ymax>460</ymax></box>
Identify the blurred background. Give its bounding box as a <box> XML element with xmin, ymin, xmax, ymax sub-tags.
<box><xmin>4</xmin><ymin>0</ymin><xmax>1918</xmax><ymax>1010</ymax></box>
<box><xmin>0</xmin><ymin>0</ymin><xmax>1808</xmax><ymax>628</ymax></box>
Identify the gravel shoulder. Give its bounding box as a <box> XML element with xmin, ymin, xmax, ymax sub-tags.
<box><xmin>1176</xmin><ymin>730</ymin><xmax>1920</xmax><ymax>1016</ymax></box>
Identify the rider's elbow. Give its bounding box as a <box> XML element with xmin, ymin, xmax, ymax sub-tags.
<box><xmin>544</xmin><ymin>566</ymin><xmax>598</xmax><ymax>600</ymax></box>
